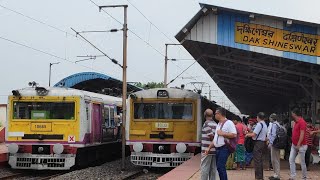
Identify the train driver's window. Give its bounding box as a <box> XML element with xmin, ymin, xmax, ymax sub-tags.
<box><xmin>133</xmin><ymin>102</ymin><xmax>192</xmax><ymax>120</ymax></box>
<box><xmin>13</xmin><ymin>102</ymin><xmax>75</xmax><ymax>120</ymax></box>
<box><xmin>161</xmin><ymin>103</ymin><xmax>173</xmax><ymax>119</ymax></box>
<box><xmin>182</xmin><ymin>103</ymin><xmax>193</xmax><ymax>119</ymax></box>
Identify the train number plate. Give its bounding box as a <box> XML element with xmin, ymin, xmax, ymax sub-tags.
<box><xmin>155</xmin><ymin>122</ymin><xmax>169</xmax><ymax>129</ymax></box>
<box><xmin>31</xmin><ymin>123</ymin><xmax>52</xmax><ymax>132</ymax></box>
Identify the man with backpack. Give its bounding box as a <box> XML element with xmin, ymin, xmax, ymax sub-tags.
<box><xmin>268</xmin><ymin>113</ymin><xmax>287</xmax><ymax>180</ymax></box>
<box><xmin>245</xmin><ymin>112</ymin><xmax>268</xmax><ymax>180</ymax></box>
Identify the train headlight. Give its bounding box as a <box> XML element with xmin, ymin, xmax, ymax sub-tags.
<box><xmin>8</xmin><ymin>143</ymin><xmax>19</xmax><ymax>154</ymax></box>
<box><xmin>176</xmin><ymin>143</ymin><xmax>187</xmax><ymax>153</ymax></box>
<box><xmin>157</xmin><ymin>90</ymin><xmax>169</xmax><ymax>98</ymax></box>
<box><xmin>53</xmin><ymin>144</ymin><xmax>64</xmax><ymax>154</ymax></box>
<box><xmin>158</xmin><ymin>145</ymin><xmax>165</xmax><ymax>152</ymax></box>
<box><xmin>38</xmin><ymin>147</ymin><xmax>44</xmax><ymax>153</ymax></box>
<box><xmin>133</xmin><ymin>142</ymin><xmax>143</xmax><ymax>152</ymax></box>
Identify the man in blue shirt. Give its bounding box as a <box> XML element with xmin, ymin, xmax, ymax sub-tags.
<box><xmin>246</xmin><ymin>112</ymin><xmax>268</xmax><ymax>180</ymax></box>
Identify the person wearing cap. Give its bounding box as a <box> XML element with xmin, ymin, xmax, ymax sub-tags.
<box><xmin>267</xmin><ymin>113</ymin><xmax>281</xmax><ymax>180</ymax></box>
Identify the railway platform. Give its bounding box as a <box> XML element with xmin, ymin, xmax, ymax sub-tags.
<box><xmin>158</xmin><ymin>154</ymin><xmax>320</xmax><ymax>180</ymax></box>
<box><xmin>0</xmin><ymin>127</ymin><xmax>8</xmax><ymax>166</ymax></box>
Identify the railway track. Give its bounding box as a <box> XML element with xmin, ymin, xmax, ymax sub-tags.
<box><xmin>122</xmin><ymin>170</ymin><xmax>145</xmax><ymax>180</ymax></box>
<box><xmin>0</xmin><ymin>171</ymin><xmax>68</xmax><ymax>180</ymax></box>
<box><xmin>122</xmin><ymin>168</ymin><xmax>170</xmax><ymax>180</ymax></box>
<box><xmin>0</xmin><ymin>173</ymin><xmax>24</xmax><ymax>180</ymax></box>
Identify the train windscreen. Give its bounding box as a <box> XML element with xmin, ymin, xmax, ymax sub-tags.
<box><xmin>133</xmin><ymin>102</ymin><xmax>193</xmax><ymax>120</ymax></box>
<box><xmin>12</xmin><ymin>101</ymin><xmax>75</xmax><ymax>120</ymax></box>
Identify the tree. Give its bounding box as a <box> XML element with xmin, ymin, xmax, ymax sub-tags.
<box><xmin>134</xmin><ymin>82</ymin><xmax>164</xmax><ymax>89</ymax></box>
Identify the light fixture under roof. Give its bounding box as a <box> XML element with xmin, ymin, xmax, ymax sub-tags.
<box><xmin>249</xmin><ymin>14</ymin><xmax>255</xmax><ymax>21</ymax></box>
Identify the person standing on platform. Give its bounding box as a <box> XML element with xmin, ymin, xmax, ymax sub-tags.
<box><xmin>201</xmin><ymin>109</ymin><xmax>218</xmax><ymax>180</ymax></box>
<box><xmin>209</xmin><ymin>107</ymin><xmax>237</xmax><ymax>180</ymax></box>
<box><xmin>246</xmin><ymin>112</ymin><xmax>268</xmax><ymax>180</ymax></box>
<box><xmin>289</xmin><ymin>108</ymin><xmax>308</xmax><ymax>180</ymax></box>
<box><xmin>268</xmin><ymin>113</ymin><xmax>281</xmax><ymax>180</ymax></box>
<box><xmin>266</xmin><ymin>117</ymin><xmax>273</xmax><ymax>172</ymax></box>
<box><xmin>245</xmin><ymin>118</ymin><xmax>257</xmax><ymax>167</ymax></box>
<box><xmin>233</xmin><ymin>117</ymin><xmax>247</xmax><ymax>170</ymax></box>
<box><xmin>305</xmin><ymin>118</ymin><xmax>318</xmax><ymax>171</ymax></box>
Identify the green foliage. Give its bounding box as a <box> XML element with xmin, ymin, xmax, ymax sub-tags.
<box><xmin>134</xmin><ymin>82</ymin><xmax>164</xmax><ymax>89</ymax></box>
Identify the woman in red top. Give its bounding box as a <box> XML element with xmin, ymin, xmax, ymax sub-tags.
<box><xmin>233</xmin><ymin>118</ymin><xmax>247</xmax><ymax>170</ymax></box>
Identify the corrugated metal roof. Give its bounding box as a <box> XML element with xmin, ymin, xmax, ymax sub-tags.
<box><xmin>175</xmin><ymin>3</ymin><xmax>320</xmax><ymax>115</ymax></box>
<box><xmin>54</xmin><ymin>72</ymin><xmax>112</xmax><ymax>88</ymax></box>
<box><xmin>53</xmin><ymin>72</ymin><xmax>142</xmax><ymax>95</ymax></box>
<box><xmin>176</xmin><ymin>4</ymin><xmax>320</xmax><ymax>64</ymax></box>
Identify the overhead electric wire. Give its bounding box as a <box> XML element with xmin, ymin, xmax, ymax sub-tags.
<box><xmin>167</xmin><ymin>61</ymin><xmax>197</xmax><ymax>86</ymax></box>
<box><xmin>0</xmin><ymin>3</ymin><xmax>154</xmax><ymax>82</ymax></box>
<box><xmin>124</xmin><ymin>0</ymin><xmax>199</xmax><ymax>81</ymax></box>
<box><xmin>0</xmin><ymin>35</ymin><xmax>117</xmax><ymax>76</ymax></box>
<box><xmin>0</xmin><ymin>4</ymin><xmax>76</xmax><ymax>37</ymax></box>
<box><xmin>89</xmin><ymin>0</ymin><xmax>165</xmax><ymax>57</ymax></box>
<box><xmin>89</xmin><ymin>0</ymin><xmax>199</xmax><ymax>82</ymax></box>
<box><xmin>71</xmin><ymin>28</ymin><xmax>122</xmax><ymax>68</ymax></box>
<box><xmin>126</xmin><ymin>0</ymin><xmax>176</xmax><ymax>44</ymax></box>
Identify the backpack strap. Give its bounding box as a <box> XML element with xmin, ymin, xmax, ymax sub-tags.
<box><xmin>270</xmin><ymin>122</ymin><xmax>275</xmax><ymax>134</ymax></box>
<box><xmin>255</xmin><ymin>122</ymin><xmax>264</xmax><ymax>140</ymax></box>
<box><xmin>216</xmin><ymin>119</ymin><xmax>228</xmax><ymax>144</ymax></box>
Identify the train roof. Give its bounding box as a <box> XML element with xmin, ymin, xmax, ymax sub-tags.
<box><xmin>10</xmin><ymin>87</ymin><xmax>122</xmax><ymax>106</ymax></box>
<box><xmin>131</xmin><ymin>88</ymin><xmax>202</xmax><ymax>99</ymax></box>
<box><xmin>130</xmin><ymin>88</ymin><xmax>239</xmax><ymax>119</ymax></box>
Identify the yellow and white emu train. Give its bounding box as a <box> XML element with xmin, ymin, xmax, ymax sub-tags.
<box><xmin>6</xmin><ymin>86</ymin><xmax>122</xmax><ymax>170</ymax></box>
<box><xmin>126</xmin><ymin>88</ymin><xmax>226</xmax><ymax>167</ymax></box>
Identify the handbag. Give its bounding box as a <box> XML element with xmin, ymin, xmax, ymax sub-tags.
<box><xmin>218</xmin><ymin>120</ymin><xmax>238</xmax><ymax>153</ymax></box>
<box><xmin>244</xmin><ymin>122</ymin><xmax>263</xmax><ymax>153</ymax></box>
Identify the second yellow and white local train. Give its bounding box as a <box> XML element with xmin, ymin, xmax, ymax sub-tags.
<box><xmin>126</xmin><ymin>88</ymin><xmax>225</xmax><ymax>167</ymax></box>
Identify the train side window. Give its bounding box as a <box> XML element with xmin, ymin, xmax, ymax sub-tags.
<box><xmin>104</xmin><ymin>106</ymin><xmax>110</xmax><ymax>127</ymax></box>
<box><xmin>110</xmin><ymin>107</ymin><xmax>115</xmax><ymax>127</ymax></box>
<box><xmin>86</xmin><ymin>102</ymin><xmax>90</xmax><ymax>121</ymax></box>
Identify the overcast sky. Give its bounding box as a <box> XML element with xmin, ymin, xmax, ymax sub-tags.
<box><xmin>0</xmin><ymin>0</ymin><xmax>319</xmax><ymax>115</ymax></box>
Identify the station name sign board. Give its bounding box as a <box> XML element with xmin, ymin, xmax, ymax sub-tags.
<box><xmin>235</xmin><ymin>22</ymin><xmax>319</xmax><ymax>56</ymax></box>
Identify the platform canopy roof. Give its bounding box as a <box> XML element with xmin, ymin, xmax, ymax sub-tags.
<box><xmin>54</xmin><ymin>72</ymin><xmax>141</xmax><ymax>97</ymax></box>
<box><xmin>176</xmin><ymin>3</ymin><xmax>320</xmax><ymax>115</ymax></box>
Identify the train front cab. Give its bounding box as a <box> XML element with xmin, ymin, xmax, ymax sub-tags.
<box><xmin>6</xmin><ymin>95</ymin><xmax>80</xmax><ymax>170</ymax></box>
<box><xmin>127</xmin><ymin>89</ymin><xmax>201</xmax><ymax>167</ymax></box>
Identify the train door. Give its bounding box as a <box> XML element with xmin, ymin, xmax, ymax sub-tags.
<box><xmin>102</xmin><ymin>105</ymin><xmax>116</xmax><ymax>142</ymax></box>
<box><xmin>91</xmin><ymin>103</ymin><xmax>102</xmax><ymax>142</ymax></box>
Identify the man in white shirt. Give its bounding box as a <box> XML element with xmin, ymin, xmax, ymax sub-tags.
<box><xmin>210</xmin><ymin>107</ymin><xmax>237</xmax><ymax>180</ymax></box>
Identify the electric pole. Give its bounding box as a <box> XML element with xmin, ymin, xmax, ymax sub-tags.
<box><xmin>99</xmin><ymin>4</ymin><xmax>128</xmax><ymax>170</ymax></box>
